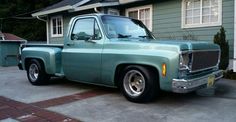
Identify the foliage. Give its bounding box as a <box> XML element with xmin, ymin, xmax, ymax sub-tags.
<box><xmin>223</xmin><ymin>70</ymin><xmax>236</xmax><ymax>80</ymax></box>
<box><xmin>0</xmin><ymin>0</ymin><xmax>61</xmax><ymax>41</ymax></box>
<box><xmin>213</xmin><ymin>27</ymin><xmax>229</xmax><ymax>70</ymax></box>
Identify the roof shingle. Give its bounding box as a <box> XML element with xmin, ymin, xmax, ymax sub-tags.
<box><xmin>41</xmin><ymin>0</ymin><xmax>84</xmax><ymax>12</ymax></box>
<box><xmin>40</xmin><ymin>0</ymin><xmax>119</xmax><ymax>12</ymax></box>
<box><xmin>2</xmin><ymin>33</ymin><xmax>25</xmax><ymax>41</ymax></box>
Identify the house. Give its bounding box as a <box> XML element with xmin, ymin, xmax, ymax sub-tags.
<box><xmin>0</xmin><ymin>31</ymin><xmax>26</xmax><ymax>66</ymax></box>
<box><xmin>32</xmin><ymin>0</ymin><xmax>236</xmax><ymax>71</ymax></box>
<box><xmin>0</xmin><ymin>31</ymin><xmax>25</xmax><ymax>41</ymax></box>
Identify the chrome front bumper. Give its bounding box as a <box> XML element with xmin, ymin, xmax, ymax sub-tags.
<box><xmin>172</xmin><ymin>70</ymin><xmax>223</xmax><ymax>93</ymax></box>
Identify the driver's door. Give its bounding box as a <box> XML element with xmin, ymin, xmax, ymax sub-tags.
<box><xmin>62</xmin><ymin>17</ymin><xmax>103</xmax><ymax>83</ymax></box>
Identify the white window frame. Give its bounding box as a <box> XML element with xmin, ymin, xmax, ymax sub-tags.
<box><xmin>182</xmin><ymin>0</ymin><xmax>222</xmax><ymax>28</ymax></box>
<box><xmin>126</xmin><ymin>5</ymin><xmax>153</xmax><ymax>31</ymax></box>
<box><xmin>51</xmin><ymin>16</ymin><xmax>63</xmax><ymax>37</ymax></box>
<box><xmin>108</xmin><ymin>8</ymin><xmax>120</xmax><ymax>15</ymax></box>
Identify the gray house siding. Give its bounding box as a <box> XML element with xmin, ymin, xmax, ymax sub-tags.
<box><xmin>152</xmin><ymin>0</ymin><xmax>234</xmax><ymax>58</ymax></box>
<box><xmin>48</xmin><ymin>13</ymin><xmax>72</xmax><ymax>44</ymax></box>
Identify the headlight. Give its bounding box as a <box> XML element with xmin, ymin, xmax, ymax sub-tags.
<box><xmin>179</xmin><ymin>52</ymin><xmax>192</xmax><ymax>70</ymax></box>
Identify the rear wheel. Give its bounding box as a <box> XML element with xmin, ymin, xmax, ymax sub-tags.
<box><xmin>120</xmin><ymin>65</ymin><xmax>159</xmax><ymax>103</ymax></box>
<box><xmin>27</xmin><ymin>59</ymin><xmax>50</xmax><ymax>85</ymax></box>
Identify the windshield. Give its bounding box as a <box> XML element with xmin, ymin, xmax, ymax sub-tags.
<box><xmin>101</xmin><ymin>15</ymin><xmax>154</xmax><ymax>39</ymax></box>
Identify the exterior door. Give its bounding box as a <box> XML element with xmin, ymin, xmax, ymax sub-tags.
<box><xmin>62</xmin><ymin>17</ymin><xmax>103</xmax><ymax>83</ymax></box>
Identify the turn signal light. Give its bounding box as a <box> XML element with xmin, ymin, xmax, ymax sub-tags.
<box><xmin>162</xmin><ymin>63</ymin><xmax>167</xmax><ymax>77</ymax></box>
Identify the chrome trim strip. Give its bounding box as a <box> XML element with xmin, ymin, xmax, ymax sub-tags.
<box><xmin>172</xmin><ymin>70</ymin><xmax>223</xmax><ymax>93</ymax></box>
<box><xmin>180</xmin><ymin>49</ymin><xmax>220</xmax><ymax>54</ymax></box>
<box><xmin>188</xmin><ymin>66</ymin><xmax>218</xmax><ymax>73</ymax></box>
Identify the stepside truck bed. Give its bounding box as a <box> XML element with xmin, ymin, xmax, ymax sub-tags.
<box><xmin>19</xmin><ymin>44</ymin><xmax>64</xmax><ymax>75</ymax></box>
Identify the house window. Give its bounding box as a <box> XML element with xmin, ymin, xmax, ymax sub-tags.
<box><xmin>182</xmin><ymin>0</ymin><xmax>222</xmax><ymax>28</ymax></box>
<box><xmin>51</xmin><ymin>16</ymin><xmax>63</xmax><ymax>37</ymax></box>
<box><xmin>126</xmin><ymin>5</ymin><xmax>153</xmax><ymax>31</ymax></box>
<box><xmin>108</xmin><ymin>9</ymin><xmax>120</xmax><ymax>16</ymax></box>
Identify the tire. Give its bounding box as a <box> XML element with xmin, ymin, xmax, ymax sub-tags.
<box><xmin>120</xmin><ymin>65</ymin><xmax>159</xmax><ymax>103</ymax></box>
<box><xmin>27</xmin><ymin>59</ymin><xmax>50</xmax><ymax>85</ymax></box>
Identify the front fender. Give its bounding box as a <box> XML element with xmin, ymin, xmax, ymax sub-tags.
<box><xmin>102</xmin><ymin>50</ymin><xmax>180</xmax><ymax>91</ymax></box>
<box><xmin>113</xmin><ymin>56</ymin><xmax>178</xmax><ymax>91</ymax></box>
<box><xmin>22</xmin><ymin>47</ymin><xmax>62</xmax><ymax>74</ymax></box>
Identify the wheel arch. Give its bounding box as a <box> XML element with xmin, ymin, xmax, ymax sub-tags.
<box><xmin>25</xmin><ymin>58</ymin><xmax>51</xmax><ymax>85</ymax></box>
<box><xmin>25</xmin><ymin>58</ymin><xmax>46</xmax><ymax>72</ymax></box>
<box><xmin>114</xmin><ymin>63</ymin><xmax>160</xmax><ymax>88</ymax></box>
<box><xmin>21</xmin><ymin>47</ymin><xmax>62</xmax><ymax>75</ymax></box>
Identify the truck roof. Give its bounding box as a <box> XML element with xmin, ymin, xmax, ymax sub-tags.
<box><xmin>72</xmin><ymin>13</ymin><xmax>136</xmax><ymax>21</ymax></box>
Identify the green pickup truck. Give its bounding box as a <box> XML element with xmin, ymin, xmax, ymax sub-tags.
<box><xmin>18</xmin><ymin>14</ymin><xmax>223</xmax><ymax>103</ymax></box>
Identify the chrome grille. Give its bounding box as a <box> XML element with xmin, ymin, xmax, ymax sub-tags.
<box><xmin>191</xmin><ymin>50</ymin><xmax>219</xmax><ymax>72</ymax></box>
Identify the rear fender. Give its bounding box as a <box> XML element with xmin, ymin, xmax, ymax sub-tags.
<box><xmin>22</xmin><ymin>47</ymin><xmax>62</xmax><ymax>74</ymax></box>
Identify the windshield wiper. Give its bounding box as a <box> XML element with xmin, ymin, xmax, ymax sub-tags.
<box><xmin>118</xmin><ymin>34</ymin><xmax>132</xmax><ymax>38</ymax></box>
<box><xmin>138</xmin><ymin>36</ymin><xmax>149</xmax><ymax>38</ymax></box>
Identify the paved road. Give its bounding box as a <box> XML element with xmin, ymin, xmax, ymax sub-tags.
<box><xmin>0</xmin><ymin>66</ymin><xmax>236</xmax><ymax>122</ymax></box>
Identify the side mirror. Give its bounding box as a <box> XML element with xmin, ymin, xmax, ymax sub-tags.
<box><xmin>85</xmin><ymin>36</ymin><xmax>96</xmax><ymax>43</ymax></box>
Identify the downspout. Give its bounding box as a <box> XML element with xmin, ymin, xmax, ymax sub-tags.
<box><xmin>94</xmin><ymin>7</ymin><xmax>100</xmax><ymax>13</ymax></box>
<box><xmin>234</xmin><ymin>0</ymin><xmax>236</xmax><ymax>72</ymax></box>
<box><xmin>36</xmin><ymin>16</ymin><xmax>49</xmax><ymax>44</ymax></box>
<box><xmin>36</xmin><ymin>16</ymin><xmax>47</xmax><ymax>22</ymax></box>
<box><xmin>0</xmin><ymin>19</ymin><xmax>3</xmax><ymax>31</ymax></box>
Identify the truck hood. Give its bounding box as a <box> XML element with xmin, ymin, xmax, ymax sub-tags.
<box><xmin>111</xmin><ymin>38</ymin><xmax>220</xmax><ymax>51</ymax></box>
<box><xmin>151</xmin><ymin>40</ymin><xmax>220</xmax><ymax>51</ymax></box>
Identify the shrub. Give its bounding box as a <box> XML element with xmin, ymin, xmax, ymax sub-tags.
<box><xmin>213</xmin><ymin>27</ymin><xmax>229</xmax><ymax>70</ymax></box>
<box><xmin>223</xmin><ymin>70</ymin><xmax>236</xmax><ymax>80</ymax></box>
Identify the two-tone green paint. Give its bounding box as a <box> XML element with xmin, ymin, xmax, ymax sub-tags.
<box><xmin>20</xmin><ymin>14</ymin><xmax>221</xmax><ymax>92</ymax></box>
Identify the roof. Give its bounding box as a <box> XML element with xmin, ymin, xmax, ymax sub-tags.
<box><xmin>83</xmin><ymin>0</ymin><xmax>118</xmax><ymax>5</ymax></box>
<box><xmin>2</xmin><ymin>33</ymin><xmax>25</xmax><ymax>41</ymax></box>
<box><xmin>40</xmin><ymin>0</ymin><xmax>84</xmax><ymax>13</ymax></box>
<box><xmin>32</xmin><ymin>0</ymin><xmax>120</xmax><ymax>17</ymax></box>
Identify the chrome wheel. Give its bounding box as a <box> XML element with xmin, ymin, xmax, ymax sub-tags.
<box><xmin>29</xmin><ymin>63</ymin><xmax>39</xmax><ymax>82</ymax></box>
<box><xmin>123</xmin><ymin>70</ymin><xmax>146</xmax><ymax>97</ymax></box>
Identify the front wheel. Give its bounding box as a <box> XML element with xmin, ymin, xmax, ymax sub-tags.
<box><xmin>120</xmin><ymin>65</ymin><xmax>159</xmax><ymax>103</ymax></box>
<box><xmin>27</xmin><ymin>59</ymin><xmax>50</xmax><ymax>85</ymax></box>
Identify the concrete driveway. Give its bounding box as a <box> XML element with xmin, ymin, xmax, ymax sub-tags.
<box><xmin>0</xmin><ymin>66</ymin><xmax>236</xmax><ymax>122</ymax></box>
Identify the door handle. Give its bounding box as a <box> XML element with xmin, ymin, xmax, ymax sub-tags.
<box><xmin>66</xmin><ymin>43</ymin><xmax>74</xmax><ymax>46</ymax></box>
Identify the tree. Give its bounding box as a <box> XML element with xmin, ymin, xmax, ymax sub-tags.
<box><xmin>213</xmin><ymin>27</ymin><xmax>229</xmax><ymax>70</ymax></box>
<box><xmin>0</xmin><ymin>0</ymin><xmax>61</xmax><ymax>41</ymax></box>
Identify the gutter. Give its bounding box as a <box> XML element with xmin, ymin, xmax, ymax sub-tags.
<box><xmin>73</xmin><ymin>2</ymin><xmax>119</xmax><ymax>12</ymax></box>
<box><xmin>72</xmin><ymin>0</ymin><xmax>91</xmax><ymax>8</ymax></box>
<box><xmin>36</xmin><ymin>16</ymin><xmax>47</xmax><ymax>22</ymax></box>
<box><xmin>119</xmin><ymin>0</ymin><xmax>144</xmax><ymax>5</ymax></box>
<box><xmin>234</xmin><ymin>0</ymin><xmax>236</xmax><ymax>72</ymax></box>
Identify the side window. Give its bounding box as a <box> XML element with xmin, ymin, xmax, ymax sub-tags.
<box><xmin>71</xmin><ymin>18</ymin><xmax>102</xmax><ymax>41</ymax></box>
